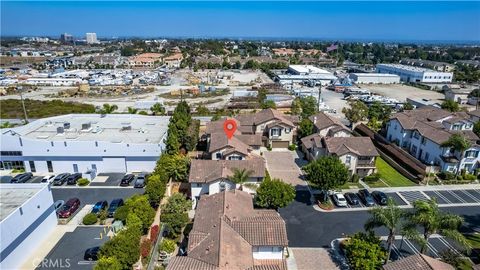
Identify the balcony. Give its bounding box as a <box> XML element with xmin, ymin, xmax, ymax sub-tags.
<box><xmin>356</xmin><ymin>158</ymin><xmax>376</xmax><ymax>167</ymax></box>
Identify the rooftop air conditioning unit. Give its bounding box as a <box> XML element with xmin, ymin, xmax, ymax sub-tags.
<box><xmin>56</xmin><ymin>127</ymin><xmax>64</xmax><ymax>134</ymax></box>
<box><xmin>63</xmin><ymin>122</ymin><xmax>71</xmax><ymax>129</ymax></box>
<box><xmin>81</xmin><ymin>123</ymin><xmax>91</xmax><ymax>130</ymax></box>
<box><xmin>121</xmin><ymin>126</ymin><xmax>132</xmax><ymax>131</ymax></box>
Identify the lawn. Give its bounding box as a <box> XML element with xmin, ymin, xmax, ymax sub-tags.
<box><xmin>0</xmin><ymin>99</ymin><xmax>95</xmax><ymax>118</ymax></box>
<box><xmin>375</xmin><ymin>157</ymin><xmax>417</xmax><ymax>187</ymax></box>
<box><xmin>466</xmin><ymin>233</ymin><xmax>480</xmax><ymax>249</ymax></box>
<box><xmin>339</xmin><ymin>181</ymin><xmax>363</xmax><ymax>189</ymax></box>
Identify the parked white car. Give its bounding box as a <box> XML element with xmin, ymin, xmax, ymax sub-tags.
<box><xmin>332</xmin><ymin>193</ymin><xmax>348</xmax><ymax>207</ymax></box>
<box><xmin>42</xmin><ymin>175</ymin><xmax>55</xmax><ymax>183</ymax></box>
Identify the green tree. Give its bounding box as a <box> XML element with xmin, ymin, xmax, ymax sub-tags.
<box><xmin>364</xmin><ymin>198</ymin><xmax>406</xmax><ymax>264</ymax></box>
<box><xmin>474</xmin><ymin>121</ymin><xmax>480</xmax><ymax>137</ymax></box>
<box><xmin>125</xmin><ymin>195</ymin><xmax>155</xmax><ymax>232</ymax></box>
<box><xmin>0</xmin><ymin>121</ymin><xmax>14</xmax><ymax>128</ymax></box>
<box><xmin>165</xmin><ymin>126</ymin><xmax>181</xmax><ymax>155</ymax></box>
<box><xmin>113</xmin><ymin>205</ymin><xmax>128</xmax><ymax>223</ymax></box>
<box><xmin>161</xmin><ymin>154</ymin><xmax>190</xmax><ymax>182</ymax></box>
<box><xmin>342</xmin><ymin>100</ymin><xmax>368</xmax><ymax>126</ymax></box>
<box><xmin>161</xmin><ymin>193</ymin><xmax>192</xmax><ymax>238</ymax></box>
<box><xmin>403</xmin><ymin>199</ymin><xmax>471</xmax><ymax>254</ymax></box>
<box><xmin>441</xmin><ymin>134</ymin><xmax>472</xmax><ymax>175</ymax></box>
<box><xmin>255</xmin><ymin>178</ymin><xmax>295</xmax><ymax>209</ymax></box>
<box><xmin>366</xmin><ymin>117</ymin><xmax>382</xmax><ymax>132</ymax></box>
<box><xmin>303</xmin><ymin>156</ymin><xmax>349</xmax><ymax>201</ymax></box>
<box><xmin>441</xmin><ymin>100</ymin><xmax>460</xmax><ymax>112</ymax></box>
<box><xmin>196</xmin><ymin>105</ymin><xmax>210</xmax><ymax>116</ymax></box>
<box><xmin>127</xmin><ymin>107</ymin><xmax>138</xmax><ymax>114</ymax></box>
<box><xmin>229</xmin><ymin>168</ymin><xmax>253</xmax><ymax>190</ymax></box>
<box><xmin>368</xmin><ymin>101</ymin><xmax>392</xmax><ymax>122</ymax></box>
<box><xmin>344</xmin><ymin>232</ymin><xmax>387</xmax><ymax>270</ymax></box>
<box><xmin>291</xmin><ymin>97</ymin><xmax>302</xmax><ymax>115</ymax></box>
<box><xmin>402</xmin><ymin>102</ymin><xmax>414</xmax><ymax>110</ymax></box>
<box><xmin>300</xmin><ymin>96</ymin><xmax>318</xmax><ymax>118</ymax></box>
<box><xmin>261</xmin><ymin>100</ymin><xmax>276</xmax><ymax>109</ymax></box>
<box><xmin>99</xmin><ymin>226</ymin><xmax>141</xmax><ymax>269</ymax></box>
<box><xmin>150</xmin><ymin>103</ymin><xmax>166</xmax><ymax>115</ymax></box>
<box><xmin>94</xmin><ymin>257</ymin><xmax>122</xmax><ymax>270</ymax></box>
<box><xmin>99</xmin><ymin>103</ymin><xmax>118</xmax><ymax>114</ymax></box>
<box><xmin>145</xmin><ymin>173</ymin><xmax>167</xmax><ymax>207</ymax></box>
<box><xmin>298</xmin><ymin>118</ymin><xmax>314</xmax><ymax>138</ymax></box>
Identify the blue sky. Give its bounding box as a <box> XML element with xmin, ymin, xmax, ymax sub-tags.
<box><xmin>1</xmin><ymin>1</ymin><xmax>480</xmax><ymax>41</ymax></box>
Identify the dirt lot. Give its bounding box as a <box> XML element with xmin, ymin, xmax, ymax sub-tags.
<box><xmin>356</xmin><ymin>83</ymin><xmax>444</xmax><ymax>103</ymax></box>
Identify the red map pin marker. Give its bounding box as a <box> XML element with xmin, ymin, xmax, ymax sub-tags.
<box><xmin>223</xmin><ymin>119</ymin><xmax>237</xmax><ymax>139</ymax></box>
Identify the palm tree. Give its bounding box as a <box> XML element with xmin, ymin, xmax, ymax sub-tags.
<box><xmin>402</xmin><ymin>199</ymin><xmax>471</xmax><ymax>254</ymax></box>
<box><xmin>229</xmin><ymin>168</ymin><xmax>253</xmax><ymax>190</ymax></box>
<box><xmin>127</xmin><ymin>107</ymin><xmax>138</xmax><ymax>114</ymax></box>
<box><xmin>441</xmin><ymin>134</ymin><xmax>472</xmax><ymax>175</ymax></box>
<box><xmin>151</xmin><ymin>103</ymin><xmax>166</xmax><ymax>115</ymax></box>
<box><xmin>365</xmin><ymin>198</ymin><xmax>406</xmax><ymax>264</ymax></box>
<box><xmin>100</xmin><ymin>103</ymin><xmax>118</xmax><ymax>114</ymax></box>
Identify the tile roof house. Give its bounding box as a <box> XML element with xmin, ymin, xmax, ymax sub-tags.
<box><xmin>308</xmin><ymin>112</ymin><xmax>351</xmax><ymax>138</ymax></box>
<box><xmin>383</xmin><ymin>254</ymin><xmax>454</xmax><ymax>270</ymax></box>
<box><xmin>206</xmin><ymin>109</ymin><xmax>299</xmax><ymax>149</ymax></box>
<box><xmin>166</xmin><ymin>190</ymin><xmax>288</xmax><ymax>270</ymax></box>
<box><xmin>386</xmin><ymin>106</ymin><xmax>480</xmax><ymax>174</ymax></box>
<box><xmin>208</xmin><ymin>133</ymin><xmax>263</xmax><ymax>161</ymax></box>
<box><xmin>301</xmin><ymin>135</ymin><xmax>379</xmax><ymax>177</ymax></box>
<box><xmin>189</xmin><ymin>158</ymin><xmax>266</xmax><ymax>208</ymax></box>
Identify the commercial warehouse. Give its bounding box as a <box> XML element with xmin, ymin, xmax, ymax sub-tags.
<box><xmin>0</xmin><ymin>184</ymin><xmax>57</xmax><ymax>270</ymax></box>
<box><xmin>349</xmin><ymin>73</ymin><xmax>400</xmax><ymax>84</ymax></box>
<box><xmin>277</xmin><ymin>65</ymin><xmax>337</xmax><ymax>86</ymax></box>
<box><xmin>376</xmin><ymin>63</ymin><xmax>453</xmax><ymax>83</ymax></box>
<box><xmin>0</xmin><ymin>114</ymin><xmax>169</xmax><ymax>175</ymax></box>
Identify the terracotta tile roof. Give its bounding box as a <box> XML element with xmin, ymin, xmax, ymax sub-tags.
<box><xmin>167</xmin><ymin>190</ymin><xmax>288</xmax><ymax>270</ymax></box>
<box><xmin>383</xmin><ymin>254</ymin><xmax>454</xmax><ymax>270</ymax></box>
<box><xmin>189</xmin><ymin>158</ymin><xmax>265</xmax><ymax>183</ymax></box>
<box><xmin>300</xmin><ymin>133</ymin><xmax>322</xmax><ymax>150</ymax></box>
<box><xmin>468</xmin><ymin>109</ymin><xmax>480</xmax><ymax>118</ymax></box>
<box><xmin>208</xmin><ymin>133</ymin><xmax>251</xmax><ymax>156</ymax></box>
<box><xmin>324</xmin><ymin>137</ymin><xmax>379</xmax><ymax>157</ymax></box>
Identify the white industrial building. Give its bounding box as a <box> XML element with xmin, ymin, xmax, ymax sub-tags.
<box><xmin>24</xmin><ymin>77</ymin><xmax>83</xmax><ymax>86</ymax></box>
<box><xmin>376</xmin><ymin>64</ymin><xmax>453</xmax><ymax>83</ymax></box>
<box><xmin>86</xmin><ymin>33</ymin><xmax>98</xmax><ymax>44</ymax></box>
<box><xmin>349</xmin><ymin>73</ymin><xmax>400</xmax><ymax>84</ymax></box>
<box><xmin>0</xmin><ymin>184</ymin><xmax>57</xmax><ymax>270</ymax></box>
<box><xmin>277</xmin><ymin>65</ymin><xmax>337</xmax><ymax>86</ymax></box>
<box><xmin>0</xmin><ymin>114</ymin><xmax>169</xmax><ymax>175</ymax></box>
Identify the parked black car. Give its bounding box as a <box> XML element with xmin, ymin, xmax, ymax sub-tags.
<box><xmin>358</xmin><ymin>189</ymin><xmax>375</xmax><ymax>207</ymax></box>
<box><xmin>52</xmin><ymin>173</ymin><xmax>70</xmax><ymax>186</ymax></box>
<box><xmin>107</xmin><ymin>199</ymin><xmax>124</xmax><ymax>217</ymax></box>
<box><xmin>66</xmin><ymin>173</ymin><xmax>82</xmax><ymax>185</ymax></box>
<box><xmin>119</xmin><ymin>174</ymin><xmax>135</xmax><ymax>186</ymax></box>
<box><xmin>91</xmin><ymin>200</ymin><xmax>108</xmax><ymax>215</ymax></box>
<box><xmin>344</xmin><ymin>192</ymin><xmax>360</xmax><ymax>205</ymax></box>
<box><xmin>84</xmin><ymin>247</ymin><xmax>100</xmax><ymax>261</ymax></box>
<box><xmin>371</xmin><ymin>191</ymin><xmax>388</xmax><ymax>205</ymax></box>
<box><xmin>10</xmin><ymin>172</ymin><xmax>33</xmax><ymax>183</ymax></box>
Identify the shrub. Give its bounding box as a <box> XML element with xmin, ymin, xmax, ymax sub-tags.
<box><xmin>140</xmin><ymin>238</ymin><xmax>152</xmax><ymax>258</ymax></box>
<box><xmin>159</xmin><ymin>239</ymin><xmax>176</xmax><ymax>254</ymax></box>
<box><xmin>150</xmin><ymin>225</ymin><xmax>160</xmax><ymax>243</ymax></box>
<box><xmin>437</xmin><ymin>171</ymin><xmax>455</xmax><ymax>180</ymax></box>
<box><xmin>255</xmin><ymin>178</ymin><xmax>296</xmax><ymax>209</ymax></box>
<box><xmin>114</xmin><ymin>205</ymin><xmax>129</xmax><ymax>223</ymax></box>
<box><xmin>267</xmin><ymin>145</ymin><xmax>272</xmax><ymax>151</ymax></box>
<box><xmin>11</xmin><ymin>168</ymin><xmax>25</xmax><ymax>173</ymax></box>
<box><xmin>463</xmin><ymin>174</ymin><xmax>476</xmax><ymax>181</ymax></box>
<box><xmin>98</xmin><ymin>210</ymin><xmax>108</xmax><ymax>221</ymax></box>
<box><xmin>288</xmin><ymin>144</ymin><xmax>296</xmax><ymax>151</ymax></box>
<box><xmin>138</xmin><ymin>111</ymin><xmax>148</xmax><ymax>115</ymax></box>
<box><xmin>363</xmin><ymin>173</ymin><xmax>380</xmax><ymax>183</ymax></box>
<box><xmin>457</xmin><ymin>175</ymin><xmax>463</xmax><ymax>180</ymax></box>
<box><xmin>77</xmin><ymin>178</ymin><xmax>90</xmax><ymax>186</ymax></box>
<box><xmin>83</xmin><ymin>213</ymin><xmax>98</xmax><ymax>225</ymax></box>
<box><xmin>351</xmin><ymin>174</ymin><xmax>360</xmax><ymax>183</ymax></box>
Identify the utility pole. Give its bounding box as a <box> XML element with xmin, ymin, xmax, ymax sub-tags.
<box><xmin>317</xmin><ymin>83</ymin><xmax>322</xmax><ymax>112</ymax></box>
<box><xmin>18</xmin><ymin>86</ymin><xmax>28</xmax><ymax>123</ymax></box>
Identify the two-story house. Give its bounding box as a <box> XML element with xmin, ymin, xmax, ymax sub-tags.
<box><xmin>207</xmin><ymin>133</ymin><xmax>262</xmax><ymax>160</ymax></box>
<box><xmin>166</xmin><ymin>190</ymin><xmax>288</xmax><ymax>270</ymax></box>
<box><xmin>206</xmin><ymin>109</ymin><xmax>299</xmax><ymax>149</ymax></box>
<box><xmin>309</xmin><ymin>112</ymin><xmax>351</xmax><ymax>137</ymax></box>
<box><xmin>189</xmin><ymin>158</ymin><xmax>265</xmax><ymax>208</ymax></box>
<box><xmin>386</xmin><ymin>106</ymin><xmax>480</xmax><ymax>173</ymax></box>
<box><xmin>302</xmin><ymin>135</ymin><xmax>378</xmax><ymax>177</ymax></box>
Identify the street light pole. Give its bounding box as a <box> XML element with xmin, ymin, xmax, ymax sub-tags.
<box><xmin>18</xmin><ymin>86</ymin><xmax>28</xmax><ymax>123</ymax></box>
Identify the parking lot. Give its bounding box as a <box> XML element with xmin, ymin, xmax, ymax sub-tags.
<box><xmin>325</xmin><ymin>189</ymin><xmax>480</xmax><ymax>211</ymax></box>
<box><xmin>36</xmin><ymin>227</ymin><xmax>108</xmax><ymax>270</ymax></box>
<box><xmin>0</xmin><ymin>174</ymin><xmax>44</xmax><ymax>183</ymax></box>
<box><xmin>386</xmin><ymin>236</ymin><xmax>465</xmax><ymax>262</ymax></box>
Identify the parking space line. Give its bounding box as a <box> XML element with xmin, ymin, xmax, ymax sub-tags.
<box><xmin>420</xmin><ymin>191</ymin><xmax>431</xmax><ymax>200</ymax></box>
<box><xmin>391</xmin><ymin>243</ymin><xmax>404</xmax><ymax>259</ymax></box>
<box><xmin>461</xmin><ymin>190</ymin><xmax>480</xmax><ymax>203</ymax></box>
<box><xmin>403</xmin><ymin>239</ymin><xmax>420</xmax><ymax>255</ymax></box>
<box><xmin>432</xmin><ymin>191</ymin><xmax>452</xmax><ymax>204</ymax></box>
<box><xmin>426</xmin><ymin>242</ymin><xmax>439</xmax><ymax>258</ymax></box>
<box><xmin>396</xmin><ymin>192</ymin><xmax>410</xmax><ymax>205</ymax></box>
<box><xmin>447</xmin><ymin>190</ymin><xmax>468</xmax><ymax>203</ymax></box>
<box><xmin>437</xmin><ymin>237</ymin><xmax>461</xmax><ymax>255</ymax></box>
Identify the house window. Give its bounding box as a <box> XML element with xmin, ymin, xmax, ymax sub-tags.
<box><xmin>452</xmin><ymin>124</ymin><xmax>461</xmax><ymax>130</ymax></box>
<box><xmin>465</xmin><ymin>150</ymin><xmax>479</xmax><ymax>158</ymax></box>
<box><xmin>345</xmin><ymin>156</ymin><xmax>351</xmax><ymax>166</ymax></box>
<box><xmin>219</xmin><ymin>181</ymin><xmax>226</xmax><ymax>192</ymax></box>
<box><xmin>228</xmin><ymin>156</ymin><xmax>242</xmax><ymax>160</ymax></box>
<box><xmin>421</xmin><ymin>137</ymin><xmax>426</xmax><ymax>145</ymax></box>
<box><xmin>285</xmin><ymin>128</ymin><xmax>291</xmax><ymax>134</ymax></box>
<box><xmin>413</xmin><ymin>131</ymin><xmax>420</xmax><ymax>139</ymax></box>
<box><xmin>47</xmin><ymin>161</ymin><xmax>53</xmax><ymax>173</ymax></box>
<box><xmin>29</xmin><ymin>161</ymin><xmax>36</xmax><ymax>172</ymax></box>
<box><xmin>411</xmin><ymin>145</ymin><xmax>417</xmax><ymax>155</ymax></box>
<box><xmin>216</xmin><ymin>153</ymin><xmax>222</xmax><ymax>159</ymax></box>
<box><xmin>271</xmin><ymin>128</ymin><xmax>281</xmax><ymax>137</ymax></box>
<box><xmin>425</xmin><ymin>152</ymin><xmax>430</xmax><ymax>161</ymax></box>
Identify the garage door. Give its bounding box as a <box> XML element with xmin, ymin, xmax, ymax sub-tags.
<box><xmin>102</xmin><ymin>158</ymin><xmax>126</xmax><ymax>173</ymax></box>
<box><xmin>271</xmin><ymin>141</ymin><xmax>289</xmax><ymax>148</ymax></box>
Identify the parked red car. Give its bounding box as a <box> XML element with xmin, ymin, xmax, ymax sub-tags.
<box><xmin>58</xmin><ymin>198</ymin><xmax>81</xmax><ymax>218</ymax></box>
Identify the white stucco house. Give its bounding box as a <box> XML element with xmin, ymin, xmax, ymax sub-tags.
<box><xmin>386</xmin><ymin>106</ymin><xmax>479</xmax><ymax>173</ymax></box>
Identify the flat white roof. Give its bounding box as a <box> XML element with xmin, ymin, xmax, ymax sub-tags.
<box><xmin>351</xmin><ymin>73</ymin><xmax>400</xmax><ymax>77</ymax></box>
<box><xmin>376</xmin><ymin>63</ymin><xmax>452</xmax><ymax>74</ymax></box>
<box><xmin>289</xmin><ymin>65</ymin><xmax>331</xmax><ymax>74</ymax></box>
<box><xmin>0</xmin><ymin>184</ymin><xmax>45</xmax><ymax>222</ymax></box>
<box><xmin>277</xmin><ymin>73</ymin><xmax>337</xmax><ymax>80</ymax></box>
<box><xmin>3</xmin><ymin>114</ymin><xmax>170</xmax><ymax>144</ymax></box>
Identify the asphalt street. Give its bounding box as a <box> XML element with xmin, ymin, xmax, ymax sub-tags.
<box><xmin>280</xmin><ymin>190</ymin><xmax>480</xmax><ymax>248</ymax></box>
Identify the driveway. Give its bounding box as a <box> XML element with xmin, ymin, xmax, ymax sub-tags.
<box><xmin>263</xmin><ymin>150</ymin><xmax>308</xmax><ymax>189</ymax></box>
